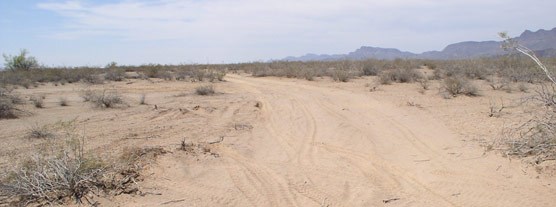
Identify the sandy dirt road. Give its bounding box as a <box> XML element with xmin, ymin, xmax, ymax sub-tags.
<box><xmin>115</xmin><ymin>74</ymin><xmax>556</xmax><ymax>206</ymax></box>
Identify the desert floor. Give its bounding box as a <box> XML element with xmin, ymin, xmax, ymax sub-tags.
<box><xmin>2</xmin><ymin>73</ymin><xmax>556</xmax><ymax>206</ymax></box>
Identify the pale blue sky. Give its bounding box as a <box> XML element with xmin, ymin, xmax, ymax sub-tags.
<box><xmin>1</xmin><ymin>0</ymin><xmax>555</xmax><ymax>66</ymax></box>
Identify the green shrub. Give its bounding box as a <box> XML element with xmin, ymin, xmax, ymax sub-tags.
<box><xmin>2</xmin><ymin>49</ymin><xmax>38</xmax><ymax>71</ymax></box>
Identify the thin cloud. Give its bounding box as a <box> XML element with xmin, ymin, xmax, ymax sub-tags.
<box><xmin>34</xmin><ymin>0</ymin><xmax>556</xmax><ymax>64</ymax></box>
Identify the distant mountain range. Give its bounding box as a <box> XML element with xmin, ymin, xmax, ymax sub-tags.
<box><xmin>283</xmin><ymin>27</ymin><xmax>556</xmax><ymax>61</ymax></box>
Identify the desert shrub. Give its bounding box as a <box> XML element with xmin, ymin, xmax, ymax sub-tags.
<box><xmin>94</xmin><ymin>91</ymin><xmax>125</xmax><ymax>108</ymax></box>
<box><xmin>300</xmin><ymin>68</ymin><xmax>316</xmax><ymax>81</ymax></box>
<box><xmin>104</xmin><ymin>69</ymin><xmax>125</xmax><ymax>81</ymax></box>
<box><xmin>331</xmin><ymin>70</ymin><xmax>351</xmax><ymax>82</ymax></box>
<box><xmin>159</xmin><ymin>71</ymin><xmax>174</xmax><ymax>81</ymax></box>
<box><xmin>215</xmin><ymin>71</ymin><xmax>226</xmax><ymax>81</ymax></box>
<box><xmin>193</xmin><ymin>70</ymin><xmax>206</xmax><ymax>81</ymax></box>
<box><xmin>80</xmin><ymin>89</ymin><xmax>96</xmax><ymax>102</ymax></box>
<box><xmin>82</xmin><ymin>74</ymin><xmax>104</xmax><ymax>84</ymax></box>
<box><xmin>30</xmin><ymin>96</ymin><xmax>44</xmax><ymax>108</ymax></box>
<box><xmin>195</xmin><ymin>85</ymin><xmax>215</xmax><ymax>95</ymax></box>
<box><xmin>378</xmin><ymin>72</ymin><xmax>394</xmax><ymax>85</ymax></box>
<box><xmin>2</xmin><ymin>49</ymin><xmax>38</xmax><ymax>72</ymax></box>
<box><xmin>0</xmin><ymin>87</ymin><xmax>24</xmax><ymax>119</ymax></box>
<box><xmin>0</xmin><ymin>135</ymin><xmax>106</xmax><ymax>205</ymax></box>
<box><xmin>81</xmin><ymin>90</ymin><xmax>126</xmax><ymax>108</ymax></box>
<box><xmin>362</xmin><ymin>64</ymin><xmax>381</xmax><ymax>76</ymax></box>
<box><xmin>418</xmin><ymin>78</ymin><xmax>430</xmax><ymax>90</ymax></box>
<box><xmin>0</xmin><ymin>98</ymin><xmax>18</xmax><ymax>119</ymax></box>
<box><xmin>26</xmin><ymin>124</ymin><xmax>54</xmax><ymax>139</ymax></box>
<box><xmin>487</xmin><ymin>77</ymin><xmax>511</xmax><ymax>91</ymax></box>
<box><xmin>379</xmin><ymin>68</ymin><xmax>422</xmax><ymax>84</ymax></box>
<box><xmin>443</xmin><ymin>76</ymin><xmax>479</xmax><ymax>97</ymax></box>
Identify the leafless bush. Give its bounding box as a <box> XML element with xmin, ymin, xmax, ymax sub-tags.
<box><xmin>443</xmin><ymin>76</ymin><xmax>479</xmax><ymax>97</ymax></box>
<box><xmin>498</xmin><ymin>113</ymin><xmax>556</xmax><ymax>164</ymax></box>
<box><xmin>26</xmin><ymin>124</ymin><xmax>54</xmax><ymax>139</ymax></box>
<box><xmin>195</xmin><ymin>85</ymin><xmax>215</xmax><ymax>95</ymax></box>
<box><xmin>81</xmin><ymin>90</ymin><xmax>126</xmax><ymax>108</ymax></box>
<box><xmin>0</xmin><ymin>136</ymin><xmax>105</xmax><ymax>205</ymax></box>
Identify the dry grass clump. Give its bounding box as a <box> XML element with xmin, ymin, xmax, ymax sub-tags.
<box><xmin>195</xmin><ymin>85</ymin><xmax>215</xmax><ymax>95</ymax></box>
<box><xmin>442</xmin><ymin>76</ymin><xmax>479</xmax><ymax>97</ymax></box>
<box><xmin>378</xmin><ymin>68</ymin><xmax>422</xmax><ymax>85</ymax></box>
<box><xmin>496</xmin><ymin>110</ymin><xmax>556</xmax><ymax>164</ymax></box>
<box><xmin>26</xmin><ymin>124</ymin><xmax>54</xmax><ymax>139</ymax></box>
<box><xmin>81</xmin><ymin>90</ymin><xmax>126</xmax><ymax>108</ymax></box>
<box><xmin>0</xmin><ymin>119</ymin><xmax>167</xmax><ymax>205</ymax></box>
<box><xmin>0</xmin><ymin>136</ymin><xmax>106</xmax><ymax>205</ymax></box>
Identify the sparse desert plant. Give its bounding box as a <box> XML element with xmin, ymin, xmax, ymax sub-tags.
<box><xmin>378</xmin><ymin>72</ymin><xmax>394</xmax><ymax>85</ymax></box>
<box><xmin>443</xmin><ymin>76</ymin><xmax>479</xmax><ymax>97</ymax></box>
<box><xmin>80</xmin><ymin>89</ymin><xmax>96</xmax><ymax>102</ymax></box>
<box><xmin>105</xmin><ymin>68</ymin><xmax>125</xmax><ymax>81</ymax></box>
<box><xmin>26</xmin><ymin>124</ymin><xmax>54</xmax><ymax>139</ymax></box>
<box><xmin>418</xmin><ymin>78</ymin><xmax>430</xmax><ymax>90</ymax></box>
<box><xmin>331</xmin><ymin>70</ymin><xmax>351</xmax><ymax>82</ymax></box>
<box><xmin>0</xmin><ymin>134</ymin><xmax>106</xmax><ymax>205</ymax></box>
<box><xmin>215</xmin><ymin>71</ymin><xmax>226</xmax><ymax>81</ymax></box>
<box><xmin>30</xmin><ymin>96</ymin><xmax>44</xmax><ymax>108</ymax></box>
<box><xmin>195</xmin><ymin>85</ymin><xmax>215</xmax><ymax>95</ymax></box>
<box><xmin>487</xmin><ymin>77</ymin><xmax>510</xmax><ymax>91</ymax></box>
<box><xmin>193</xmin><ymin>70</ymin><xmax>206</xmax><ymax>82</ymax></box>
<box><xmin>0</xmin><ymin>98</ymin><xmax>18</xmax><ymax>119</ymax></box>
<box><xmin>93</xmin><ymin>90</ymin><xmax>125</xmax><ymax>108</ymax></box>
<box><xmin>81</xmin><ymin>89</ymin><xmax>126</xmax><ymax>108</ymax></box>
<box><xmin>82</xmin><ymin>74</ymin><xmax>104</xmax><ymax>84</ymax></box>
<box><xmin>488</xmin><ymin>100</ymin><xmax>505</xmax><ymax>118</ymax></box>
<box><xmin>362</xmin><ymin>64</ymin><xmax>381</xmax><ymax>76</ymax></box>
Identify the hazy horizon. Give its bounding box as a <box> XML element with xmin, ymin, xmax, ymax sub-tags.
<box><xmin>1</xmin><ymin>0</ymin><xmax>555</xmax><ymax>67</ymax></box>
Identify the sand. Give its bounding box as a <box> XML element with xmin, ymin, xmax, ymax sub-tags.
<box><xmin>1</xmin><ymin>73</ymin><xmax>555</xmax><ymax>206</ymax></box>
